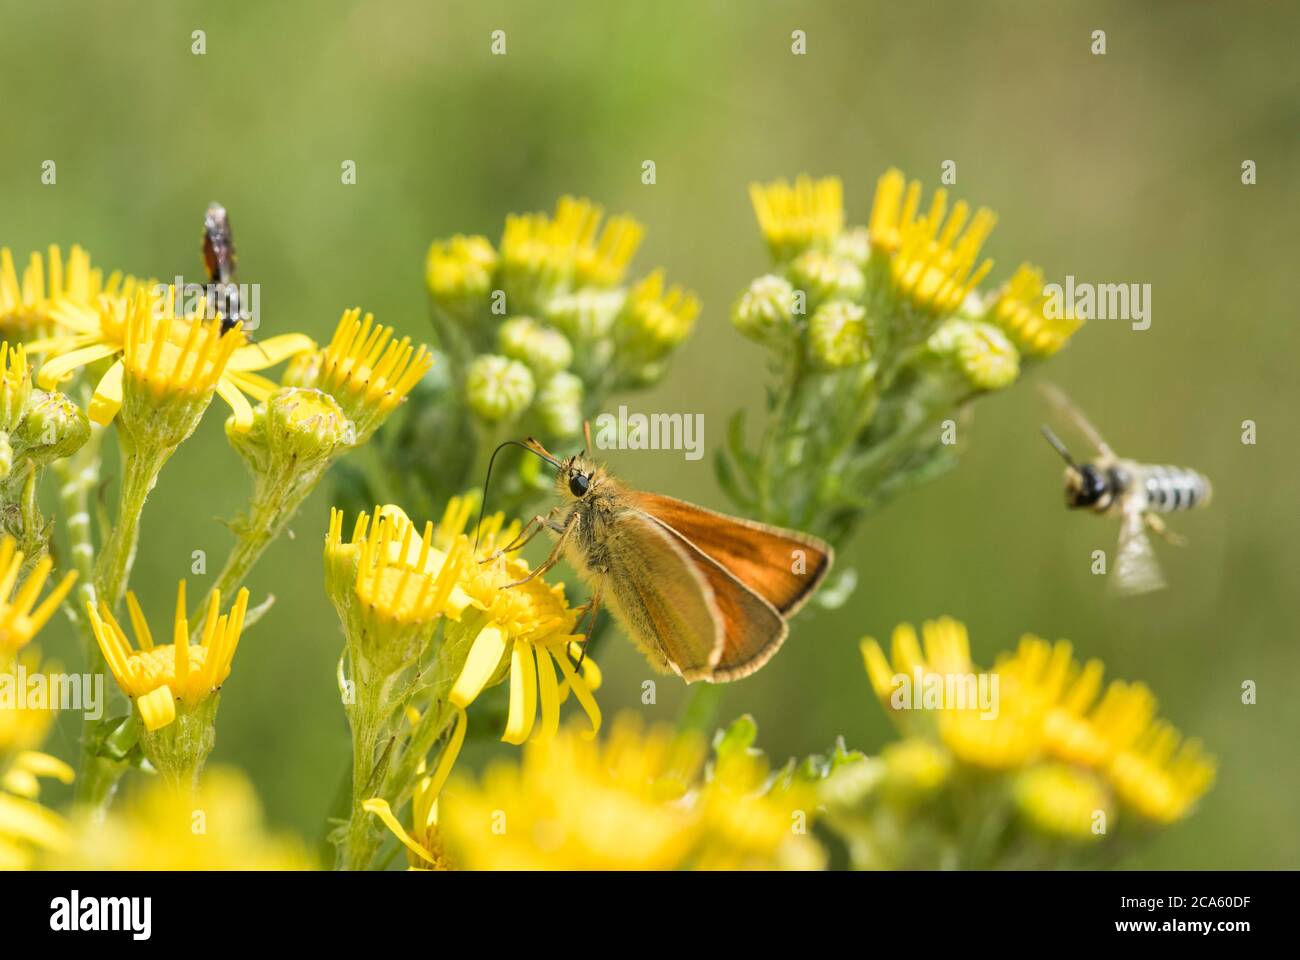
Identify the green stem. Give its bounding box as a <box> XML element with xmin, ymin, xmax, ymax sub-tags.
<box><xmin>339</xmin><ymin>655</ymin><xmax>398</xmax><ymax>870</ymax></box>
<box><xmin>94</xmin><ymin>437</ymin><xmax>171</xmax><ymax>613</ymax></box>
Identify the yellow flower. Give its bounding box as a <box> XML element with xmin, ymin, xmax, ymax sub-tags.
<box><xmin>440</xmin><ymin>718</ymin><xmax>705</xmax><ymax>870</ymax></box>
<box><xmin>1013</xmin><ymin>764</ymin><xmax>1111</xmax><ymax>841</ymax></box>
<box><xmin>861</xmin><ymin>619</ymin><xmax>1216</xmax><ymax>822</ymax></box>
<box><xmin>325</xmin><ymin>504</ymin><xmax>474</xmax><ymax>675</ymax></box>
<box><xmin>0</xmin><ymin>536</ymin><xmax>77</xmax><ymax>660</ymax></box>
<box><xmin>363</xmin><ymin>718</ymin><xmax>454</xmax><ymax>870</ymax></box>
<box><xmin>87</xmin><ymin>582</ymin><xmax>249</xmax><ymax>733</ymax></box>
<box><xmin>0</xmin><ymin>342</ymin><xmax>32</xmax><ymax>434</ymax></box>
<box><xmin>0</xmin><ymin>245</ymin><xmax>133</xmax><ymax>342</ymax></box>
<box><xmin>440</xmin><ymin>715</ymin><xmax>822</xmax><ymax>870</ymax></box>
<box><xmin>987</xmin><ymin>263</ymin><xmax>1084</xmax><ymax>357</ymax></box>
<box><xmin>426</xmin><ymin>234</ymin><xmax>498</xmax><ymax>307</ymax></box>
<box><xmin>619</xmin><ymin>269</ymin><xmax>700</xmax><ymax>361</ymax></box>
<box><xmin>33</xmin><ymin>286</ymin><xmax>313</xmax><ymax>431</ymax></box>
<box><xmin>288</xmin><ymin>308</ymin><xmax>432</xmax><ymax>441</ymax></box>
<box><xmin>749</xmin><ymin>175</ymin><xmax>844</xmax><ymax>260</ymax></box>
<box><xmin>501</xmin><ymin>196</ymin><xmax>644</xmax><ymax>292</ymax></box>
<box><xmin>868</xmin><ymin>168</ymin><xmax>997</xmax><ymax>314</ymax></box>
<box><xmin>54</xmin><ymin>766</ymin><xmax>312</xmax><ymax>869</ymax></box>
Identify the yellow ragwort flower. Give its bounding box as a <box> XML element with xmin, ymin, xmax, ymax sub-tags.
<box><xmin>87</xmin><ymin>582</ymin><xmax>249</xmax><ymax>732</ymax></box>
<box><xmin>501</xmin><ymin>196</ymin><xmax>644</xmax><ymax>291</ymax></box>
<box><xmin>749</xmin><ymin>175</ymin><xmax>844</xmax><ymax>260</ymax></box>
<box><xmin>426</xmin><ymin>234</ymin><xmax>498</xmax><ymax>306</ymax></box>
<box><xmin>1013</xmin><ymin>764</ymin><xmax>1111</xmax><ymax>842</ymax></box>
<box><xmin>290</xmin><ymin>308</ymin><xmax>432</xmax><ymax>440</ymax></box>
<box><xmin>0</xmin><ymin>245</ymin><xmax>136</xmax><ymax>342</ymax></box>
<box><xmin>0</xmin><ymin>536</ymin><xmax>77</xmax><ymax>660</ymax></box>
<box><xmin>33</xmin><ymin>285</ymin><xmax>313</xmax><ymax>430</ymax></box>
<box><xmin>620</xmin><ymin>269</ymin><xmax>701</xmax><ymax>360</ymax></box>
<box><xmin>0</xmin><ymin>342</ymin><xmax>32</xmax><ymax>435</ymax></box>
<box><xmin>861</xmin><ymin>619</ymin><xmax>1216</xmax><ymax>822</ymax></box>
<box><xmin>55</xmin><ymin>766</ymin><xmax>312</xmax><ymax>869</ymax></box>
<box><xmin>987</xmin><ymin>262</ymin><xmax>1085</xmax><ymax>357</ymax></box>
<box><xmin>868</xmin><ymin>168</ymin><xmax>997</xmax><ymax>314</ymax></box>
<box><xmin>440</xmin><ymin>718</ymin><xmax>705</xmax><ymax>870</ymax></box>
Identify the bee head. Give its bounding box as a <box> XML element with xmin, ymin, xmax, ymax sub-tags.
<box><xmin>1064</xmin><ymin>464</ymin><xmax>1110</xmax><ymax>510</ymax></box>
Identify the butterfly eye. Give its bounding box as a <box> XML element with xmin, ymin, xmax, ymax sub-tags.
<box><xmin>569</xmin><ymin>473</ymin><xmax>590</xmax><ymax>498</ymax></box>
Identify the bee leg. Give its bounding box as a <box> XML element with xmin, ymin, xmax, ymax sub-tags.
<box><xmin>501</xmin><ymin>513</ymin><xmax>578</xmax><ymax>588</ymax></box>
<box><xmin>1145</xmin><ymin>513</ymin><xmax>1188</xmax><ymax>547</ymax></box>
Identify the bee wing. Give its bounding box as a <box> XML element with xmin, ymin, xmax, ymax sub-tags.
<box><xmin>1111</xmin><ymin>501</ymin><xmax>1165</xmax><ymax>596</ymax></box>
<box><xmin>1040</xmin><ymin>382</ymin><xmax>1116</xmax><ymax>460</ymax></box>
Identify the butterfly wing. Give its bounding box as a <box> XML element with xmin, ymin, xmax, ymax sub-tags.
<box><xmin>600</xmin><ymin>510</ymin><xmax>724</xmax><ymax>682</ymax></box>
<box><xmin>638</xmin><ymin>512</ymin><xmax>788</xmax><ymax>682</ymax></box>
<box><xmin>631</xmin><ymin>492</ymin><xmax>833</xmax><ymax>616</ymax></box>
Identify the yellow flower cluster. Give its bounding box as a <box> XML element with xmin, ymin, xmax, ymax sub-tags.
<box><xmin>435</xmin><ymin>716</ymin><xmax>823</xmax><ymax>870</ymax></box>
<box><xmin>861</xmin><ymin>618</ymin><xmax>1216</xmax><ymax>831</ymax></box>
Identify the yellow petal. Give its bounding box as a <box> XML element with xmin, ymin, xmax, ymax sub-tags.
<box><xmin>136</xmin><ymin>685</ymin><xmax>176</xmax><ymax>731</ymax></box>
<box><xmin>216</xmin><ymin>375</ymin><xmax>255</xmax><ymax>431</ymax></box>
<box><xmin>15</xmin><ymin>751</ymin><xmax>74</xmax><ymax>784</ymax></box>
<box><xmin>88</xmin><ymin>360</ymin><xmax>124</xmax><ymax>425</ymax></box>
<box><xmin>0</xmin><ymin>793</ymin><xmax>68</xmax><ymax>852</ymax></box>
<box><xmin>554</xmin><ymin>648</ymin><xmax>602</xmax><ymax>740</ymax></box>
<box><xmin>227</xmin><ymin>334</ymin><xmax>316</xmax><ymax>371</ymax></box>
<box><xmin>450</xmin><ymin>625</ymin><xmax>507</xmax><ymax>709</ymax></box>
<box><xmin>223</xmin><ymin>368</ymin><xmax>278</xmax><ymax>402</ymax></box>
<box><xmin>35</xmin><ymin>341</ymin><xmax>119</xmax><ymax>389</ymax></box>
<box><xmin>536</xmin><ymin>646</ymin><xmax>560</xmax><ymax>740</ymax></box>
<box><xmin>501</xmin><ymin>641</ymin><xmax>537</xmax><ymax>745</ymax></box>
<box><xmin>423</xmin><ymin>707</ymin><xmax>467</xmax><ymax>803</ymax></box>
<box><xmin>362</xmin><ymin>798</ymin><xmax>438</xmax><ymax>867</ymax></box>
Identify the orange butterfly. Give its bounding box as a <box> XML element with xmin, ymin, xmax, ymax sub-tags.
<box><xmin>483</xmin><ymin>431</ymin><xmax>833</xmax><ymax>683</ymax></box>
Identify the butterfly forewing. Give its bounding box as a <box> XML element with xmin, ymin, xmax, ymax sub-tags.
<box><xmin>631</xmin><ymin>491</ymin><xmax>833</xmax><ymax>615</ymax></box>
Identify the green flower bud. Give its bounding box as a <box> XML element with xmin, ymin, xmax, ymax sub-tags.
<box><xmin>498</xmin><ymin>316</ymin><xmax>573</xmax><ymax>380</ymax></box>
<box><xmin>543</xmin><ymin>289</ymin><xmax>625</xmax><ymax>341</ymax></box>
<box><xmin>465</xmin><ymin>354</ymin><xmax>535</xmax><ymax>423</ymax></box>
<box><xmin>880</xmin><ymin>739</ymin><xmax>952</xmax><ymax>807</ymax></box>
<box><xmin>809</xmin><ymin>300</ymin><xmax>872</xmax><ymax>369</ymax></box>
<box><xmin>832</xmin><ymin>226</ymin><xmax>871</xmax><ymax>268</ymax></box>
<box><xmin>789</xmin><ymin>249</ymin><xmax>865</xmax><ymax>309</ymax></box>
<box><xmin>732</xmin><ymin>274</ymin><xmax>796</xmax><ymax>347</ymax></box>
<box><xmin>954</xmin><ymin>322</ymin><xmax>1020</xmax><ymax>391</ymax></box>
<box><xmin>227</xmin><ymin>387</ymin><xmax>352</xmax><ymax>479</ymax></box>
<box><xmin>15</xmin><ymin>389</ymin><xmax>90</xmax><ymax>465</ymax></box>
<box><xmin>534</xmin><ymin>371</ymin><xmax>583</xmax><ymax>438</ymax></box>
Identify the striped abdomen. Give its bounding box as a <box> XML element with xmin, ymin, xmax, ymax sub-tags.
<box><xmin>1136</xmin><ymin>464</ymin><xmax>1212</xmax><ymax>513</ymax></box>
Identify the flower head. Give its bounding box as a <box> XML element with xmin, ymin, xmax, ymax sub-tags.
<box><xmin>0</xmin><ymin>537</ymin><xmax>77</xmax><ymax>661</ymax></box>
<box><xmin>34</xmin><ymin>286</ymin><xmax>312</xmax><ymax>433</ymax></box>
<box><xmin>498</xmin><ymin>316</ymin><xmax>573</xmax><ymax>380</ymax></box>
<box><xmin>55</xmin><ymin>766</ymin><xmax>312</xmax><ymax>869</ymax></box>
<box><xmin>732</xmin><ymin>274</ymin><xmax>797</xmax><ymax>348</ymax></box>
<box><xmin>868</xmin><ymin>168</ymin><xmax>997</xmax><ymax>315</ymax></box>
<box><xmin>986</xmin><ymin>263</ymin><xmax>1085</xmax><ymax>357</ymax></box>
<box><xmin>0</xmin><ymin>343</ymin><xmax>32</xmax><ymax>433</ymax></box>
<box><xmin>465</xmin><ymin>354</ymin><xmax>535</xmax><ymax>423</ymax></box>
<box><xmin>1013</xmin><ymin>764</ymin><xmax>1110</xmax><ymax>841</ymax></box>
<box><xmin>809</xmin><ymin>299</ymin><xmax>872</xmax><ymax>369</ymax></box>
<box><xmin>426</xmin><ymin>234</ymin><xmax>498</xmax><ymax>313</ymax></box>
<box><xmin>0</xmin><ymin>245</ymin><xmax>131</xmax><ymax>342</ymax></box>
<box><xmin>87</xmin><ymin>582</ymin><xmax>249</xmax><ymax>733</ymax></box>
<box><xmin>501</xmin><ymin>197</ymin><xmax>644</xmax><ymax>301</ymax></box>
<box><xmin>290</xmin><ymin>308</ymin><xmax>431</xmax><ymax>441</ymax></box>
<box><xmin>749</xmin><ymin>175</ymin><xmax>844</xmax><ymax>260</ymax></box>
<box><xmin>617</xmin><ymin>269</ymin><xmax>700</xmax><ymax>368</ymax></box>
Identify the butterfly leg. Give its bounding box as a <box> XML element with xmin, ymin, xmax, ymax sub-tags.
<box><xmin>501</xmin><ymin>513</ymin><xmax>578</xmax><ymax>588</ymax></box>
<box><xmin>480</xmin><ymin>508</ymin><xmax>563</xmax><ymax>562</ymax></box>
<box><xmin>1145</xmin><ymin>512</ymin><xmax>1188</xmax><ymax>547</ymax></box>
<box><xmin>572</xmin><ymin>582</ymin><xmax>604</xmax><ymax>673</ymax></box>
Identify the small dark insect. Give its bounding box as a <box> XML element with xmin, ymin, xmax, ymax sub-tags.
<box><xmin>201</xmin><ymin>202</ymin><xmax>243</xmax><ymax>336</ymax></box>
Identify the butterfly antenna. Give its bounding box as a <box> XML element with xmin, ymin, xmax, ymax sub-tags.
<box><xmin>473</xmin><ymin>439</ymin><xmax>561</xmax><ymax>553</ymax></box>
<box><xmin>583</xmin><ymin>420</ymin><xmax>593</xmax><ymax>457</ymax></box>
<box><xmin>1041</xmin><ymin>425</ymin><xmax>1078</xmax><ymax>470</ymax></box>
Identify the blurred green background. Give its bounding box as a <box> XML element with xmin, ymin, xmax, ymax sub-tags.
<box><xmin>3</xmin><ymin>0</ymin><xmax>1296</xmax><ymax>868</ymax></box>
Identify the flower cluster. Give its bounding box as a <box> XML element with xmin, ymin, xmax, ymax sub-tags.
<box><xmin>721</xmin><ymin>171</ymin><xmax>1084</xmax><ymax>551</ymax></box>
<box><xmin>348</xmin><ymin>197</ymin><xmax>698</xmax><ymax>525</ymax></box>
<box><xmin>325</xmin><ymin>497</ymin><xmax>600</xmax><ymax>870</ymax></box>
<box><xmin>819</xmin><ymin>617</ymin><xmax>1215</xmax><ymax>868</ymax></box>
<box><xmin>432</xmin><ymin>714</ymin><xmax>824</xmax><ymax>870</ymax></box>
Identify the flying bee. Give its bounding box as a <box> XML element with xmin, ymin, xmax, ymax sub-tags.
<box><xmin>201</xmin><ymin>202</ymin><xmax>245</xmax><ymax>337</ymax></box>
<box><xmin>476</xmin><ymin>427</ymin><xmax>833</xmax><ymax>683</ymax></box>
<box><xmin>1040</xmin><ymin>384</ymin><xmax>1212</xmax><ymax>596</ymax></box>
